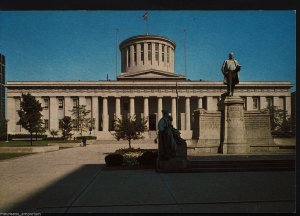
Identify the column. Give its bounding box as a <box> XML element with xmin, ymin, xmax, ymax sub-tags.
<box><xmin>64</xmin><ymin>96</ymin><xmax>72</xmax><ymax>117</ymax></box>
<box><xmin>157</xmin><ymin>97</ymin><xmax>163</xmax><ymax>120</ymax></box>
<box><xmin>130</xmin><ymin>97</ymin><xmax>135</xmax><ymax>117</ymax></box>
<box><xmin>92</xmin><ymin>96</ymin><xmax>99</xmax><ymax>132</ymax></box>
<box><xmin>130</xmin><ymin>45</ymin><xmax>134</xmax><ymax>67</ymax></box>
<box><xmin>152</xmin><ymin>43</ymin><xmax>156</xmax><ymax>66</ymax></box>
<box><xmin>198</xmin><ymin>97</ymin><xmax>203</xmax><ymax>108</ymax></box>
<box><xmin>79</xmin><ymin>96</ymin><xmax>86</xmax><ymax>106</ymax></box>
<box><xmin>260</xmin><ymin>96</ymin><xmax>268</xmax><ymax>110</ymax></box>
<box><xmin>102</xmin><ymin>97</ymin><xmax>108</xmax><ymax>132</ymax></box>
<box><xmin>144</xmin><ymin>42</ymin><xmax>149</xmax><ymax>65</ymax></box>
<box><xmin>246</xmin><ymin>96</ymin><xmax>254</xmax><ymax>111</ymax></box>
<box><xmin>115</xmin><ymin>97</ymin><xmax>121</xmax><ymax>120</ymax></box>
<box><xmin>158</xmin><ymin>43</ymin><xmax>162</xmax><ymax>65</ymax></box>
<box><xmin>171</xmin><ymin>97</ymin><xmax>177</xmax><ymax>128</ymax></box>
<box><xmin>285</xmin><ymin>96</ymin><xmax>291</xmax><ymax>116</ymax></box>
<box><xmin>137</xmin><ymin>43</ymin><xmax>141</xmax><ymax>66</ymax></box>
<box><xmin>144</xmin><ymin>97</ymin><xmax>149</xmax><ymax>129</ymax></box>
<box><xmin>49</xmin><ymin>97</ymin><xmax>58</xmax><ymax>130</ymax></box>
<box><xmin>206</xmin><ymin>96</ymin><xmax>214</xmax><ymax>111</ymax></box>
<box><xmin>7</xmin><ymin>97</ymin><xmax>15</xmax><ymax>134</ymax></box>
<box><xmin>273</xmin><ymin>96</ymin><xmax>280</xmax><ymax>108</ymax></box>
<box><xmin>185</xmin><ymin>97</ymin><xmax>191</xmax><ymax>130</ymax></box>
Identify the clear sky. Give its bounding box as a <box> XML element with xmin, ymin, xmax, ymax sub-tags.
<box><xmin>0</xmin><ymin>11</ymin><xmax>296</xmax><ymax>90</ymax></box>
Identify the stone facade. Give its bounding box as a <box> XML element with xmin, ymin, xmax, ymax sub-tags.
<box><xmin>5</xmin><ymin>34</ymin><xmax>293</xmax><ymax>140</ymax></box>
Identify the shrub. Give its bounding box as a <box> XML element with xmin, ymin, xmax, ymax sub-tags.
<box><xmin>105</xmin><ymin>153</ymin><xmax>124</xmax><ymax>167</ymax></box>
<box><xmin>137</xmin><ymin>151</ymin><xmax>158</xmax><ymax>166</ymax></box>
<box><xmin>8</xmin><ymin>134</ymin><xmax>47</xmax><ymax>140</ymax></box>
<box><xmin>115</xmin><ymin>147</ymin><xmax>143</xmax><ymax>155</ymax></box>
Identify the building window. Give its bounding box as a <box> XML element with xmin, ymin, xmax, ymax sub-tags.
<box><xmin>266</xmin><ymin>97</ymin><xmax>273</xmax><ymax>108</ymax></box>
<box><xmin>155</xmin><ymin>43</ymin><xmax>159</xmax><ymax>61</ymax></box>
<box><xmin>141</xmin><ymin>43</ymin><xmax>144</xmax><ymax>63</ymax></box>
<box><xmin>127</xmin><ymin>47</ymin><xmax>131</xmax><ymax>67</ymax></box>
<box><xmin>241</xmin><ymin>97</ymin><xmax>247</xmax><ymax>110</ymax></box>
<box><xmin>44</xmin><ymin>98</ymin><xmax>49</xmax><ymax>110</ymax></box>
<box><xmin>133</xmin><ymin>44</ymin><xmax>137</xmax><ymax>65</ymax></box>
<box><xmin>167</xmin><ymin>46</ymin><xmax>170</xmax><ymax>63</ymax></box>
<box><xmin>148</xmin><ymin>43</ymin><xmax>152</xmax><ymax>61</ymax></box>
<box><xmin>58</xmin><ymin>98</ymin><xmax>64</xmax><ymax>109</ymax></box>
<box><xmin>253</xmin><ymin>97</ymin><xmax>260</xmax><ymax>110</ymax></box>
<box><xmin>162</xmin><ymin>44</ymin><xmax>165</xmax><ymax>62</ymax></box>
<box><xmin>73</xmin><ymin>98</ymin><xmax>79</xmax><ymax>108</ymax></box>
<box><xmin>44</xmin><ymin>119</ymin><xmax>49</xmax><ymax>130</ymax></box>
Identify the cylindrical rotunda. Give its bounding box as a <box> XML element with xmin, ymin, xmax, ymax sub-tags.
<box><xmin>119</xmin><ymin>34</ymin><xmax>176</xmax><ymax>74</ymax></box>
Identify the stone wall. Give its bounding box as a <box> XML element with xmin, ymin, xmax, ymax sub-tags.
<box><xmin>191</xmin><ymin>107</ymin><xmax>274</xmax><ymax>154</ymax></box>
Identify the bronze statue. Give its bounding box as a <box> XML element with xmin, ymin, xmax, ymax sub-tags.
<box><xmin>221</xmin><ymin>52</ymin><xmax>241</xmax><ymax>96</ymax></box>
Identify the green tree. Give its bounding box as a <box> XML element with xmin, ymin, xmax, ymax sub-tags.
<box><xmin>60</xmin><ymin>116</ymin><xmax>73</xmax><ymax>140</ymax></box>
<box><xmin>17</xmin><ymin>93</ymin><xmax>43</xmax><ymax>146</ymax></box>
<box><xmin>50</xmin><ymin>129</ymin><xmax>59</xmax><ymax>138</ymax></box>
<box><xmin>33</xmin><ymin>119</ymin><xmax>46</xmax><ymax>140</ymax></box>
<box><xmin>111</xmin><ymin>115</ymin><xmax>147</xmax><ymax>149</ymax></box>
<box><xmin>268</xmin><ymin>106</ymin><xmax>294</xmax><ymax>137</ymax></box>
<box><xmin>71</xmin><ymin>105</ymin><xmax>91</xmax><ymax>137</ymax></box>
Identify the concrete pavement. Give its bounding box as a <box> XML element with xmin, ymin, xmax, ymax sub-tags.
<box><xmin>0</xmin><ymin>144</ymin><xmax>296</xmax><ymax>213</ymax></box>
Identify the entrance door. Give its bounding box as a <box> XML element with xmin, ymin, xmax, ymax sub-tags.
<box><xmin>149</xmin><ymin>114</ymin><xmax>157</xmax><ymax>130</ymax></box>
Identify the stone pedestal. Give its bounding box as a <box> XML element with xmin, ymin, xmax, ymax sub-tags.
<box><xmin>222</xmin><ymin>96</ymin><xmax>249</xmax><ymax>154</ymax></box>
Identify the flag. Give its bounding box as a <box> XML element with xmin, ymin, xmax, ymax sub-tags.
<box><xmin>143</xmin><ymin>12</ymin><xmax>149</xmax><ymax>21</ymax></box>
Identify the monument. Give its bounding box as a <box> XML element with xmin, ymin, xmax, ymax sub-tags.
<box><xmin>157</xmin><ymin>110</ymin><xmax>187</xmax><ymax>171</ymax></box>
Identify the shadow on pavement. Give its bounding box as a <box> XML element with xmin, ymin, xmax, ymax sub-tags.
<box><xmin>7</xmin><ymin>164</ymin><xmax>104</xmax><ymax>213</ymax></box>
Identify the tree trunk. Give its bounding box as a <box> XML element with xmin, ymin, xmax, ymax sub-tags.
<box><xmin>128</xmin><ymin>139</ymin><xmax>131</xmax><ymax>149</ymax></box>
<box><xmin>30</xmin><ymin>132</ymin><xmax>33</xmax><ymax>146</ymax></box>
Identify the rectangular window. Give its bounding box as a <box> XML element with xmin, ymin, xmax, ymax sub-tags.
<box><xmin>155</xmin><ymin>43</ymin><xmax>159</xmax><ymax>61</ymax></box>
<box><xmin>73</xmin><ymin>98</ymin><xmax>79</xmax><ymax>108</ymax></box>
<box><xmin>58</xmin><ymin>98</ymin><xmax>64</xmax><ymax>109</ymax></box>
<box><xmin>162</xmin><ymin>44</ymin><xmax>165</xmax><ymax>62</ymax></box>
<box><xmin>266</xmin><ymin>97</ymin><xmax>273</xmax><ymax>108</ymax></box>
<box><xmin>134</xmin><ymin>44</ymin><xmax>137</xmax><ymax>65</ymax></box>
<box><xmin>253</xmin><ymin>97</ymin><xmax>260</xmax><ymax>110</ymax></box>
<box><xmin>44</xmin><ymin>119</ymin><xmax>49</xmax><ymax>130</ymax></box>
<box><xmin>44</xmin><ymin>98</ymin><xmax>49</xmax><ymax>110</ymax></box>
<box><xmin>141</xmin><ymin>43</ymin><xmax>144</xmax><ymax>63</ymax></box>
<box><xmin>167</xmin><ymin>46</ymin><xmax>170</xmax><ymax>63</ymax></box>
<box><xmin>148</xmin><ymin>43</ymin><xmax>152</xmax><ymax>61</ymax></box>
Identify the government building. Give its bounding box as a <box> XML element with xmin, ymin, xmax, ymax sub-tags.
<box><xmin>6</xmin><ymin>34</ymin><xmax>293</xmax><ymax>140</ymax></box>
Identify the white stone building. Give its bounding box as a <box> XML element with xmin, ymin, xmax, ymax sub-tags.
<box><xmin>6</xmin><ymin>34</ymin><xmax>293</xmax><ymax>140</ymax></box>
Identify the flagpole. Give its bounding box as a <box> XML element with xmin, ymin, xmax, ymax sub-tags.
<box><xmin>116</xmin><ymin>28</ymin><xmax>119</xmax><ymax>80</ymax></box>
<box><xmin>184</xmin><ymin>29</ymin><xmax>187</xmax><ymax>77</ymax></box>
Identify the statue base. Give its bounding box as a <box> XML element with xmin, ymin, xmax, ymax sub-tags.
<box><xmin>222</xmin><ymin>96</ymin><xmax>249</xmax><ymax>154</ymax></box>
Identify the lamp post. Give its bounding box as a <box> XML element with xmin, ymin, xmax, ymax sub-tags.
<box><xmin>5</xmin><ymin>119</ymin><xmax>9</xmax><ymax>142</ymax></box>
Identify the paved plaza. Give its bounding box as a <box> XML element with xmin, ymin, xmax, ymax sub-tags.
<box><xmin>0</xmin><ymin>144</ymin><xmax>296</xmax><ymax>213</ymax></box>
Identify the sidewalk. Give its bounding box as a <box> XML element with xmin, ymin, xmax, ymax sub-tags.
<box><xmin>0</xmin><ymin>144</ymin><xmax>295</xmax><ymax>213</ymax></box>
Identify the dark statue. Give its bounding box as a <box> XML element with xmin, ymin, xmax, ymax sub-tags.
<box><xmin>158</xmin><ymin>110</ymin><xmax>187</xmax><ymax>161</ymax></box>
<box><xmin>221</xmin><ymin>52</ymin><xmax>241</xmax><ymax>96</ymax></box>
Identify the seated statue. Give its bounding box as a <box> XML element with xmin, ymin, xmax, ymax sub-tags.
<box><xmin>157</xmin><ymin>110</ymin><xmax>187</xmax><ymax>161</ymax></box>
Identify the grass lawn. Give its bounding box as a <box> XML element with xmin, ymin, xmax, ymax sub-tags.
<box><xmin>0</xmin><ymin>153</ymin><xmax>35</xmax><ymax>161</ymax></box>
<box><xmin>0</xmin><ymin>139</ymin><xmax>80</xmax><ymax>147</ymax></box>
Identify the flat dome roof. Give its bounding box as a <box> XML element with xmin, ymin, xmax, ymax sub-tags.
<box><xmin>119</xmin><ymin>34</ymin><xmax>176</xmax><ymax>50</ymax></box>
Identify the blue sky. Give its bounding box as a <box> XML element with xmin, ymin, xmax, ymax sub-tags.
<box><xmin>0</xmin><ymin>11</ymin><xmax>296</xmax><ymax>90</ymax></box>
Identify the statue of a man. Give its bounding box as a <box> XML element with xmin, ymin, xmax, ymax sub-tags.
<box><xmin>158</xmin><ymin>110</ymin><xmax>176</xmax><ymax>160</ymax></box>
<box><xmin>221</xmin><ymin>52</ymin><xmax>241</xmax><ymax>96</ymax></box>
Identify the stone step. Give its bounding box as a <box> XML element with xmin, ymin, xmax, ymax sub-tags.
<box><xmin>185</xmin><ymin>159</ymin><xmax>295</xmax><ymax>172</ymax></box>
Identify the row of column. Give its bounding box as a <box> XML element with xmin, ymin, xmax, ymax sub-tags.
<box><xmin>101</xmin><ymin>96</ymin><xmax>197</xmax><ymax>132</ymax></box>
